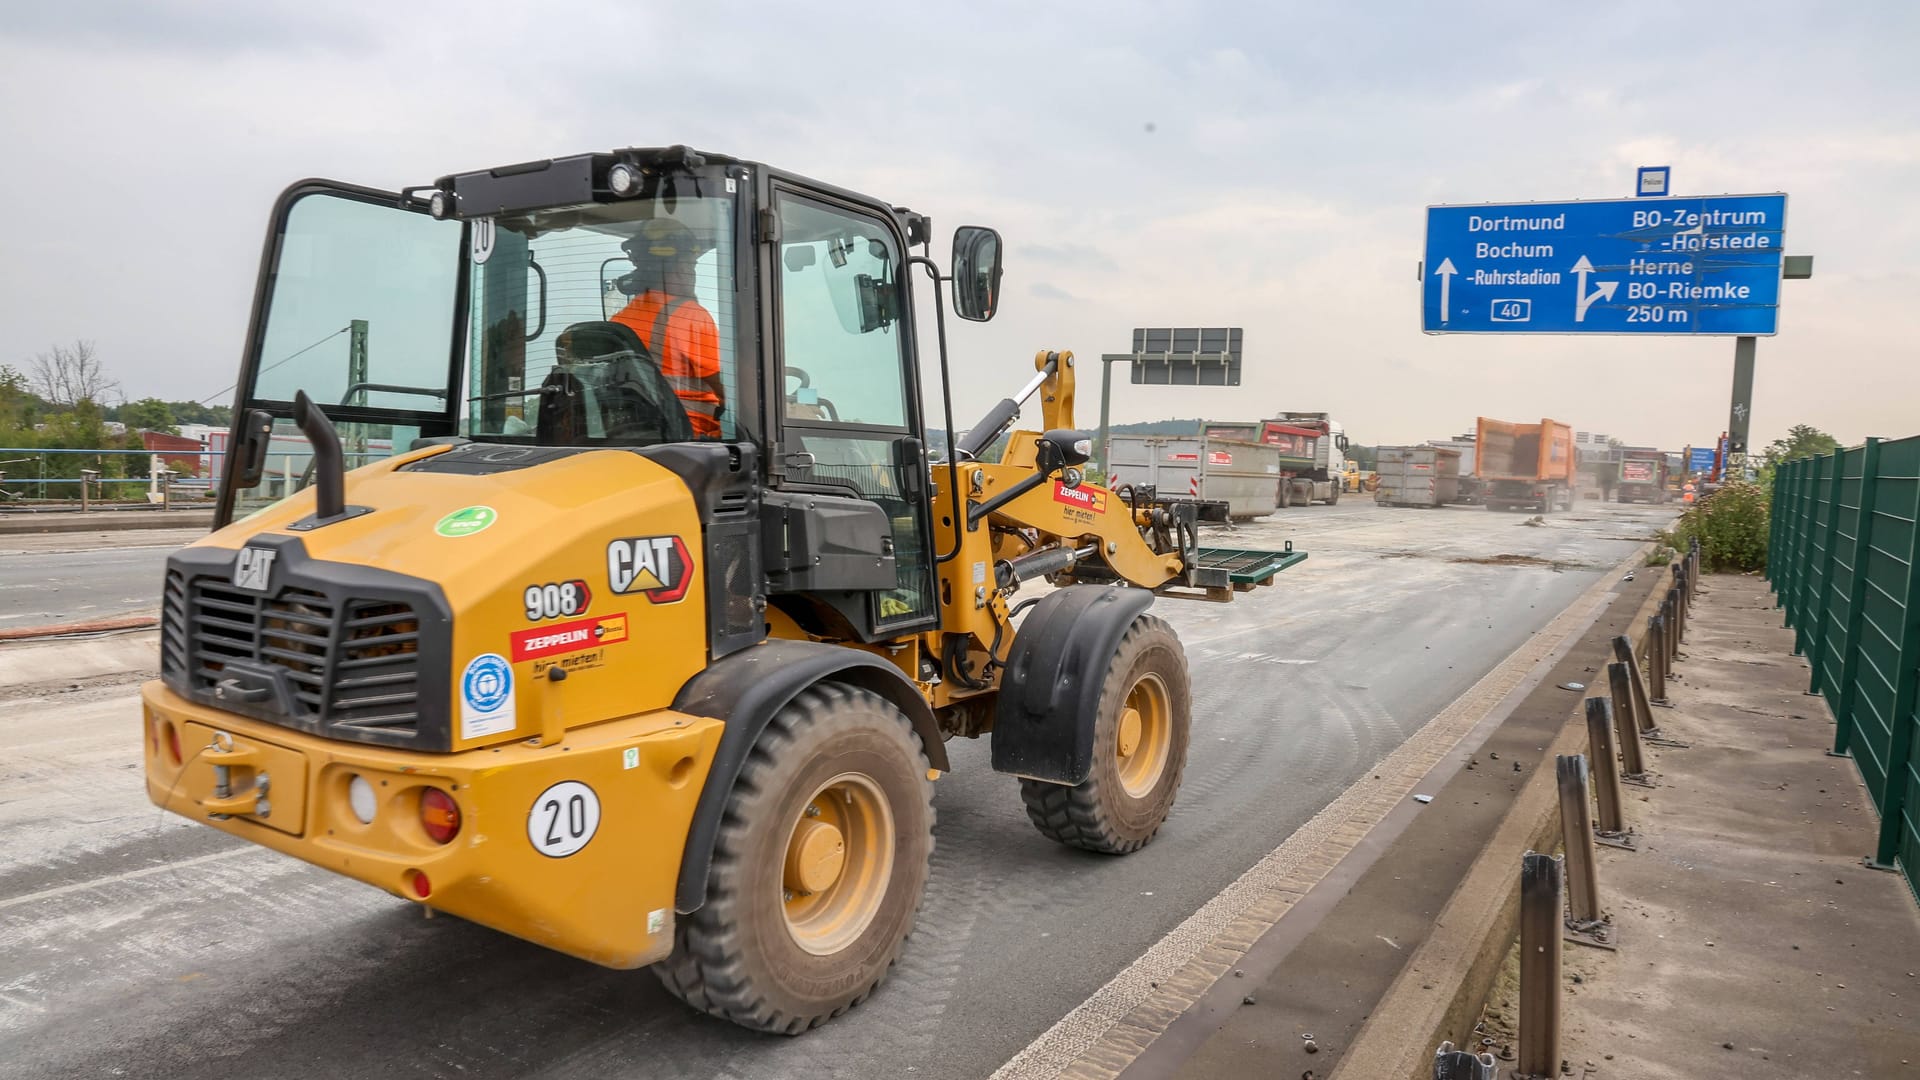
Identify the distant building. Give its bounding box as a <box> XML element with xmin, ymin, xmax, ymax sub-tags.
<box><xmin>141</xmin><ymin>431</ymin><xmax>208</xmax><ymax>475</ymax></box>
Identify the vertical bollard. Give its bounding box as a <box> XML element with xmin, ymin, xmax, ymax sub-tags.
<box><xmin>1673</xmin><ymin>581</ymin><xmax>1688</xmax><ymax>650</ymax></box>
<box><xmin>1613</xmin><ymin>635</ymin><xmax>1656</xmax><ymax>732</ymax></box>
<box><xmin>1658</xmin><ymin>588</ymin><xmax>1674</xmax><ymax>664</ymax></box>
<box><xmin>1648</xmin><ymin>615</ymin><xmax>1671</xmax><ymax>706</ymax></box>
<box><xmin>1517</xmin><ymin>853</ymin><xmax>1564</xmax><ymax>1080</ymax></box>
<box><xmin>1556</xmin><ymin>755</ymin><xmax>1602</xmax><ymax>930</ymax></box>
<box><xmin>1584</xmin><ymin>696</ymin><xmax>1628</xmax><ymax>837</ymax></box>
<box><xmin>1608</xmin><ymin>661</ymin><xmax>1648</xmax><ymax>777</ymax></box>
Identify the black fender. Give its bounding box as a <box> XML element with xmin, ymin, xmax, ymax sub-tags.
<box><xmin>990</xmin><ymin>586</ymin><xmax>1155</xmax><ymax>786</ymax></box>
<box><xmin>670</xmin><ymin>639</ymin><xmax>948</xmax><ymax>913</ymax></box>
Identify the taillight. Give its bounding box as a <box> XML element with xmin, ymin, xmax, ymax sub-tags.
<box><xmin>419</xmin><ymin>788</ymin><xmax>461</xmax><ymax>844</ymax></box>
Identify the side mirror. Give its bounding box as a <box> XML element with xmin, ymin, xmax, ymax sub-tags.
<box><xmin>950</xmin><ymin>226</ymin><xmax>1003</xmax><ymax>322</ymax></box>
<box><xmin>232</xmin><ymin>408</ymin><xmax>275</xmax><ymax>488</ymax></box>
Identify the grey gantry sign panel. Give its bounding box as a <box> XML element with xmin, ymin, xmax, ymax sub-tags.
<box><xmin>1127</xmin><ymin>327</ymin><xmax>1242</xmax><ymax>386</ymax></box>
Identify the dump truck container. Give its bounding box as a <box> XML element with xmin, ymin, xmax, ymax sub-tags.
<box><xmin>1616</xmin><ymin>450</ymin><xmax>1670</xmax><ymax>504</ymax></box>
<box><xmin>1375</xmin><ymin>445</ymin><xmax>1461</xmax><ymax>508</ymax></box>
<box><xmin>1106</xmin><ymin>434</ymin><xmax>1283</xmax><ymax>520</ymax></box>
<box><xmin>1475</xmin><ymin>416</ymin><xmax>1576</xmax><ymax>513</ymax></box>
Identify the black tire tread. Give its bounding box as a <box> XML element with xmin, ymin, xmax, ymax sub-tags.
<box><xmin>1017</xmin><ymin>614</ymin><xmax>1189</xmax><ymax>855</ymax></box>
<box><xmin>652</xmin><ymin>683</ymin><xmax>933</xmax><ymax>1034</ymax></box>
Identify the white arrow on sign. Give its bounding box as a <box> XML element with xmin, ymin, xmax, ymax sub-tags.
<box><xmin>1434</xmin><ymin>258</ymin><xmax>1458</xmax><ymax>323</ymax></box>
<box><xmin>1571</xmin><ymin>255</ymin><xmax>1618</xmax><ymax>323</ymax></box>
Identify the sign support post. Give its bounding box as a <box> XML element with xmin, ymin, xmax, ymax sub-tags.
<box><xmin>1727</xmin><ymin>335</ymin><xmax>1757</xmax><ymax>478</ymax></box>
<box><xmin>1094</xmin><ymin>328</ymin><xmax>1242</xmax><ymax>477</ymax></box>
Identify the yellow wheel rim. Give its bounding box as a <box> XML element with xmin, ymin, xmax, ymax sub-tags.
<box><xmin>1115</xmin><ymin>672</ymin><xmax>1172</xmax><ymax>799</ymax></box>
<box><xmin>782</xmin><ymin>772</ymin><xmax>894</xmax><ymax>956</ymax></box>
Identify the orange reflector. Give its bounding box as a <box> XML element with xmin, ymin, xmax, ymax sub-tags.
<box><xmin>419</xmin><ymin>788</ymin><xmax>460</xmax><ymax>844</ymax></box>
<box><xmin>408</xmin><ymin>869</ymin><xmax>431</xmax><ymax>898</ymax></box>
<box><xmin>165</xmin><ymin>723</ymin><xmax>182</xmax><ymax>766</ymax></box>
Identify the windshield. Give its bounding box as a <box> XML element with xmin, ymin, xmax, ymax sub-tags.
<box><xmin>465</xmin><ymin>193</ymin><xmax>740</xmax><ymax>446</ymax></box>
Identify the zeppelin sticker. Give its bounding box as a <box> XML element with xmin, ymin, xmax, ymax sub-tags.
<box><xmin>510</xmin><ymin>613</ymin><xmax>630</xmax><ymax>663</ymax></box>
<box><xmin>1051</xmin><ymin>482</ymin><xmax>1108</xmax><ymax>515</ymax></box>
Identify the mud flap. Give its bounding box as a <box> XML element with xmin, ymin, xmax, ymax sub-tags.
<box><xmin>991</xmin><ymin>586</ymin><xmax>1155</xmax><ymax>786</ymax></box>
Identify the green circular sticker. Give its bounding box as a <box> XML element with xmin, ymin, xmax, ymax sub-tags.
<box><xmin>435</xmin><ymin>505</ymin><xmax>498</xmax><ymax>538</ymax></box>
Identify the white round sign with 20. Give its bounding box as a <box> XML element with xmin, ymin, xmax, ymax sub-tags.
<box><xmin>528</xmin><ymin>780</ymin><xmax>601</xmax><ymax>858</ymax></box>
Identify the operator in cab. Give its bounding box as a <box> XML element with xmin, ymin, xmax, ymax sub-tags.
<box><xmin>612</xmin><ymin>217</ymin><xmax>727</xmax><ymax>437</ymax></box>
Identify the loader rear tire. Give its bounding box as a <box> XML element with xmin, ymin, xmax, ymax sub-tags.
<box><xmin>652</xmin><ymin>683</ymin><xmax>934</xmax><ymax>1034</ymax></box>
<box><xmin>1019</xmin><ymin>615</ymin><xmax>1190</xmax><ymax>854</ymax></box>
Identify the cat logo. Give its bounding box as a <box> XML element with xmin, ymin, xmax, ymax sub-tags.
<box><xmin>232</xmin><ymin>547</ymin><xmax>277</xmax><ymax>593</ymax></box>
<box><xmin>605</xmin><ymin>535</ymin><xmax>694</xmax><ymax>604</ymax></box>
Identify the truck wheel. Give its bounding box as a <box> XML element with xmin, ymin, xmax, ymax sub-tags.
<box><xmin>1327</xmin><ymin>484</ymin><xmax>1341</xmax><ymax>505</ymax></box>
<box><xmin>1019</xmin><ymin>615</ymin><xmax>1191</xmax><ymax>854</ymax></box>
<box><xmin>1277</xmin><ymin>480</ymin><xmax>1293</xmax><ymax>509</ymax></box>
<box><xmin>653</xmin><ymin>684</ymin><xmax>934</xmax><ymax>1034</ymax></box>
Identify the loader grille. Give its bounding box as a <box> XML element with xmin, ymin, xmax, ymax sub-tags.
<box><xmin>160</xmin><ymin>539</ymin><xmax>453</xmax><ymax>750</ymax></box>
<box><xmin>185</xmin><ymin>580</ymin><xmax>422</xmax><ymax>736</ymax></box>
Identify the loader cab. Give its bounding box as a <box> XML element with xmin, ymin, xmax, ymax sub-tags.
<box><xmin>216</xmin><ymin>147</ymin><xmax>997</xmax><ymax>645</ymax></box>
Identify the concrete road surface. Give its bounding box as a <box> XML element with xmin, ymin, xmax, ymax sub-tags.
<box><xmin>0</xmin><ymin>529</ymin><xmax>204</xmax><ymax>628</ymax></box>
<box><xmin>0</xmin><ymin>502</ymin><xmax>1674</xmax><ymax>1080</ymax></box>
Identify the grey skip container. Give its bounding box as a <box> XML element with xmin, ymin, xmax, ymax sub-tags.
<box><xmin>1105</xmin><ymin>435</ymin><xmax>1282</xmax><ymax>520</ymax></box>
<box><xmin>1375</xmin><ymin>445</ymin><xmax>1462</xmax><ymax>508</ymax></box>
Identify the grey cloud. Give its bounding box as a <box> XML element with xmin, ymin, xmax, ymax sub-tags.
<box><xmin>1029</xmin><ymin>282</ymin><xmax>1081</xmax><ymax>303</ymax></box>
<box><xmin>1020</xmin><ymin>244</ymin><xmax>1118</xmax><ymax>272</ymax></box>
<box><xmin>2</xmin><ymin>0</ymin><xmax>374</xmax><ymax>55</ymax></box>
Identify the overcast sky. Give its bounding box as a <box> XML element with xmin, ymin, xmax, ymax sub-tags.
<box><xmin>2</xmin><ymin>1</ymin><xmax>1914</xmax><ymax>451</ymax></box>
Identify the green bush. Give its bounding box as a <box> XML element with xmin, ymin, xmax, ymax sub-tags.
<box><xmin>1666</xmin><ymin>480</ymin><xmax>1770</xmax><ymax>572</ymax></box>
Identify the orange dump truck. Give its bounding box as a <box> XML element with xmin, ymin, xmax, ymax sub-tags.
<box><xmin>1475</xmin><ymin>417</ymin><xmax>1576</xmax><ymax>513</ymax></box>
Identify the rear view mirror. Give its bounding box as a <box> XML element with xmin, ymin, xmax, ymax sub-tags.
<box><xmin>232</xmin><ymin>408</ymin><xmax>275</xmax><ymax>488</ymax></box>
<box><xmin>951</xmin><ymin>226</ymin><xmax>1003</xmax><ymax>322</ymax></box>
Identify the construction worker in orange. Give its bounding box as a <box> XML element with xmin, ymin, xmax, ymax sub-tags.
<box><xmin>1682</xmin><ymin>478</ymin><xmax>1697</xmax><ymax>504</ymax></box>
<box><xmin>612</xmin><ymin>218</ymin><xmax>726</xmax><ymax>437</ymax></box>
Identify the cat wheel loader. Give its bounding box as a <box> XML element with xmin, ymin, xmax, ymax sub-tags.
<box><xmin>142</xmin><ymin>146</ymin><xmax>1305</xmax><ymax>1033</ymax></box>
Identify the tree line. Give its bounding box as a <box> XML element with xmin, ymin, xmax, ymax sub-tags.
<box><xmin>1</xmin><ymin>341</ymin><xmax>231</xmax><ymax>493</ymax></box>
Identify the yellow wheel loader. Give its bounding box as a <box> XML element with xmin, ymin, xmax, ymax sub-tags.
<box><xmin>142</xmin><ymin>146</ymin><xmax>1305</xmax><ymax>1034</ymax></box>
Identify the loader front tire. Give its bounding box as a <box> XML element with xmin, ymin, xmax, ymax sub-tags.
<box><xmin>653</xmin><ymin>684</ymin><xmax>933</xmax><ymax>1034</ymax></box>
<box><xmin>1019</xmin><ymin>615</ymin><xmax>1191</xmax><ymax>854</ymax></box>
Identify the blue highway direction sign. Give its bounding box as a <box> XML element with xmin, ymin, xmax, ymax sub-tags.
<box><xmin>1423</xmin><ymin>194</ymin><xmax>1788</xmax><ymax>335</ymax></box>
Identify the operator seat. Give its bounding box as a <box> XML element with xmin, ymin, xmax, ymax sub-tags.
<box><xmin>537</xmin><ymin>321</ymin><xmax>694</xmax><ymax>446</ymax></box>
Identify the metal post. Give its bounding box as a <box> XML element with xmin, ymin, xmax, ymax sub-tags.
<box><xmin>160</xmin><ymin>470</ymin><xmax>173</xmax><ymax>511</ymax></box>
<box><xmin>1614</xmin><ymin>634</ymin><xmax>1655</xmax><ymax>733</ymax></box>
<box><xmin>347</xmin><ymin>318</ymin><xmax>370</xmax><ymax>466</ymax></box>
<box><xmin>79</xmin><ymin>468</ymin><xmax>98</xmax><ymax>512</ymax></box>
<box><xmin>1664</xmin><ymin>592</ymin><xmax>1681</xmax><ymax>665</ymax></box>
<box><xmin>1585</xmin><ymin>696</ymin><xmax>1627</xmax><ymax>836</ymax></box>
<box><xmin>1727</xmin><ymin>334</ymin><xmax>1756</xmax><ymax>473</ymax></box>
<box><xmin>1556</xmin><ymin>755</ymin><xmax>1602</xmax><ymax>926</ymax></box>
<box><xmin>1672</xmin><ymin>585</ymin><xmax>1687</xmax><ymax>654</ymax></box>
<box><xmin>1609</xmin><ymin>661</ymin><xmax>1648</xmax><ymax>779</ymax></box>
<box><xmin>1517</xmin><ymin>852</ymin><xmax>1564</xmax><ymax>1080</ymax></box>
<box><xmin>1648</xmin><ymin>615</ymin><xmax>1671</xmax><ymax>707</ymax></box>
<box><xmin>1094</xmin><ymin>354</ymin><xmax>1128</xmax><ymax>476</ymax></box>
